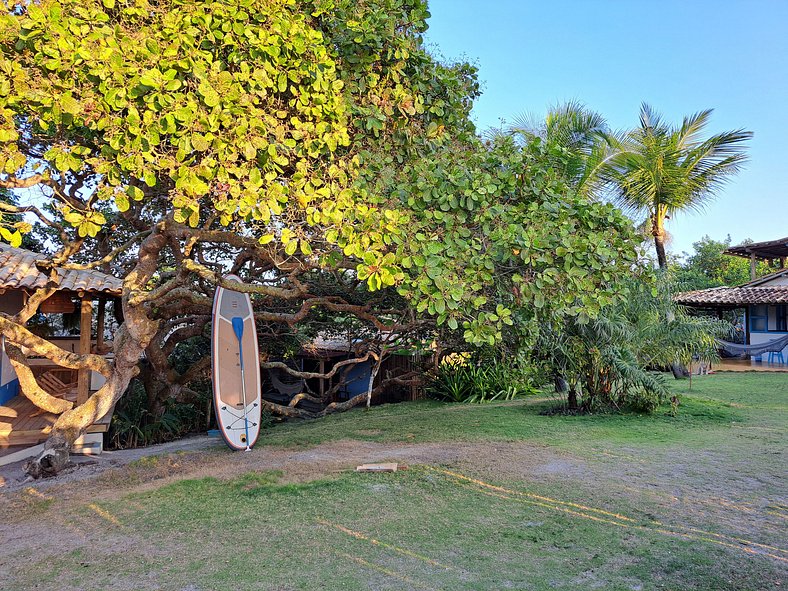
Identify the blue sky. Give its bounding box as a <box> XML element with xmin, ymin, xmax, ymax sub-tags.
<box><xmin>424</xmin><ymin>0</ymin><xmax>788</xmax><ymax>258</ymax></box>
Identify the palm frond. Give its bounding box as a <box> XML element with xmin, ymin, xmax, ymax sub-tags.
<box><xmin>609</xmin><ymin>105</ymin><xmax>751</xmax><ymax>232</ymax></box>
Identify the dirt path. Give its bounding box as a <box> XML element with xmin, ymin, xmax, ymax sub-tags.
<box><xmin>0</xmin><ymin>433</ymin><xmax>785</xmax><ymax>590</ymax></box>
<box><xmin>1</xmin><ymin>435</ymin><xmax>784</xmax><ymax>548</ymax></box>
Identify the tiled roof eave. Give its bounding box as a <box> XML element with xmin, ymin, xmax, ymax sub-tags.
<box><xmin>675</xmin><ymin>286</ymin><xmax>788</xmax><ymax>307</ymax></box>
<box><xmin>0</xmin><ymin>244</ymin><xmax>122</xmax><ymax>296</ymax></box>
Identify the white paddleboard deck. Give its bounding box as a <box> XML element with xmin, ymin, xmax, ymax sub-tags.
<box><xmin>212</xmin><ymin>275</ymin><xmax>262</xmax><ymax>450</ymax></box>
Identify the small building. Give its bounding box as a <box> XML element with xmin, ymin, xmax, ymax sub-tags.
<box><xmin>676</xmin><ymin>237</ymin><xmax>788</xmax><ymax>365</ymax></box>
<box><xmin>0</xmin><ymin>244</ymin><xmax>121</xmax><ymax>461</ymax></box>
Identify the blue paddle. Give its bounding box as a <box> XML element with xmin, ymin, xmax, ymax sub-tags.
<box><xmin>231</xmin><ymin>316</ymin><xmax>251</xmax><ymax>451</ymax></box>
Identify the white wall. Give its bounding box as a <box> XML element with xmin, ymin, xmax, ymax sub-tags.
<box><xmin>750</xmin><ymin>331</ymin><xmax>788</xmax><ymax>358</ymax></box>
<box><xmin>0</xmin><ymin>337</ymin><xmax>16</xmax><ymax>387</ymax></box>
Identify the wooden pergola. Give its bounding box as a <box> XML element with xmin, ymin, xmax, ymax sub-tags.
<box><xmin>725</xmin><ymin>237</ymin><xmax>788</xmax><ymax>280</ymax></box>
<box><xmin>0</xmin><ymin>244</ymin><xmax>122</xmax><ymax>405</ymax></box>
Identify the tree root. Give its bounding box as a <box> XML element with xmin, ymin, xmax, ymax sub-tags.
<box><xmin>24</xmin><ymin>444</ymin><xmax>70</xmax><ymax>479</ymax></box>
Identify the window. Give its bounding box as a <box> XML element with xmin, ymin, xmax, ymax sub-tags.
<box><xmin>778</xmin><ymin>305</ymin><xmax>787</xmax><ymax>332</ymax></box>
<box><xmin>750</xmin><ymin>305</ymin><xmax>768</xmax><ymax>332</ymax></box>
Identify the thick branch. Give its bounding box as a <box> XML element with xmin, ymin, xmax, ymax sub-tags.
<box><xmin>288</xmin><ymin>392</ymin><xmax>324</xmax><ymax>408</ymax></box>
<box><xmin>13</xmin><ymin>287</ymin><xmax>56</xmax><ymax>324</ymax></box>
<box><xmin>261</xmin><ymin>354</ymin><xmax>372</xmax><ymax>381</ymax></box>
<box><xmin>57</xmin><ymin>231</ymin><xmax>152</xmax><ymax>271</ymax></box>
<box><xmin>3</xmin><ymin>343</ymin><xmax>73</xmax><ymax>414</ymax></box>
<box><xmin>174</xmin><ymin>355</ymin><xmax>211</xmax><ymax>386</ymax></box>
<box><xmin>0</xmin><ymin>315</ymin><xmax>113</xmax><ymax>375</ymax></box>
<box><xmin>0</xmin><ymin>174</ymin><xmax>49</xmax><ymax>189</ymax></box>
<box><xmin>182</xmin><ymin>258</ymin><xmax>306</xmax><ymax>299</ymax></box>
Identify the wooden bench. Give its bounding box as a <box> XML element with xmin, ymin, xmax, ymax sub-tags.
<box><xmin>30</xmin><ymin>371</ymin><xmax>78</xmax><ymax>416</ymax></box>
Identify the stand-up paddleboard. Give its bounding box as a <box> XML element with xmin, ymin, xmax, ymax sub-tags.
<box><xmin>212</xmin><ymin>275</ymin><xmax>261</xmax><ymax>450</ymax></box>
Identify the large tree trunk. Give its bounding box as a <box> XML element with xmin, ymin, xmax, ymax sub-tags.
<box><xmin>24</xmin><ymin>334</ymin><xmax>142</xmax><ymax>477</ymax></box>
<box><xmin>670</xmin><ymin>362</ymin><xmax>690</xmax><ymax>380</ymax></box>
<box><xmin>553</xmin><ymin>374</ymin><xmax>568</xmax><ymax>394</ymax></box>
<box><xmin>24</xmin><ymin>233</ymin><xmax>166</xmax><ymax>478</ymax></box>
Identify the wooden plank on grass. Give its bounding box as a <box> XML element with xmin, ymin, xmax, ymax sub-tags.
<box><xmin>356</xmin><ymin>463</ymin><xmax>401</xmax><ymax>473</ymax></box>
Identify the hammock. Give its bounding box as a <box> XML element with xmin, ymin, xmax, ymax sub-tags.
<box><xmin>717</xmin><ymin>333</ymin><xmax>788</xmax><ymax>357</ymax></box>
<box><xmin>267</xmin><ymin>368</ymin><xmax>304</xmax><ymax>396</ymax></box>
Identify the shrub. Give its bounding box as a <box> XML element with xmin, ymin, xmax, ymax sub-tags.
<box><xmin>427</xmin><ymin>358</ymin><xmax>540</xmax><ymax>403</ymax></box>
<box><xmin>539</xmin><ymin>275</ymin><xmax>728</xmax><ymax>413</ymax></box>
<box><xmin>108</xmin><ymin>381</ymin><xmax>205</xmax><ymax>449</ymax></box>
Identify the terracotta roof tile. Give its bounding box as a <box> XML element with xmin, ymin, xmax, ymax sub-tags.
<box><xmin>675</xmin><ymin>286</ymin><xmax>788</xmax><ymax>307</ymax></box>
<box><xmin>0</xmin><ymin>244</ymin><xmax>122</xmax><ymax>296</ymax></box>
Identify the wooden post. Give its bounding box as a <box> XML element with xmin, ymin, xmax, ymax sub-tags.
<box><xmin>95</xmin><ymin>297</ymin><xmax>106</xmax><ymax>353</ymax></box>
<box><xmin>76</xmin><ymin>296</ymin><xmax>93</xmax><ymax>405</ymax></box>
<box><xmin>744</xmin><ymin>306</ymin><xmax>751</xmax><ymax>347</ymax></box>
<box><xmin>319</xmin><ymin>359</ymin><xmax>325</xmax><ymax>398</ymax></box>
<box><xmin>750</xmin><ymin>253</ymin><xmax>757</xmax><ymax>281</ymax></box>
<box><xmin>781</xmin><ymin>257</ymin><xmax>786</xmax><ymax>269</ymax></box>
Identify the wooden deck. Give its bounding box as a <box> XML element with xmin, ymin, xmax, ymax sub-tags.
<box><xmin>0</xmin><ymin>392</ymin><xmax>112</xmax><ymax>448</ymax></box>
<box><xmin>713</xmin><ymin>358</ymin><xmax>788</xmax><ymax>373</ymax></box>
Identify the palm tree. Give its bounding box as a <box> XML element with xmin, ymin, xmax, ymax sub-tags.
<box><xmin>607</xmin><ymin>104</ymin><xmax>752</xmax><ymax>269</ymax></box>
<box><xmin>502</xmin><ymin>101</ymin><xmax>619</xmax><ymax>198</ymax></box>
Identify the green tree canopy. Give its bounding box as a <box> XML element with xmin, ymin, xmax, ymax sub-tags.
<box><xmin>0</xmin><ymin>0</ymin><xmax>642</xmax><ymax>476</ymax></box>
<box><xmin>673</xmin><ymin>235</ymin><xmax>770</xmax><ymax>291</ymax></box>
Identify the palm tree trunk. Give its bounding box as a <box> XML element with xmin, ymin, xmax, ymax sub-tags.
<box><xmin>652</xmin><ymin>211</ymin><xmax>668</xmax><ymax>269</ymax></box>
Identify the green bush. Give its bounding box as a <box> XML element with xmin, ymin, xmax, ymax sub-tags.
<box><xmin>539</xmin><ymin>275</ymin><xmax>728</xmax><ymax>413</ymax></box>
<box><xmin>108</xmin><ymin>381</ymin><xmax>205</xmax><ymax>449</ymax></box>
<box><xmin>427</xmin><ymin>359</ymin><xmax>539</xmax><ymax>403</ymax></box>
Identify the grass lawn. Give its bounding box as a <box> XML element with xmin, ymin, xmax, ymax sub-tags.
<box><xmin>1</xmin><ymin>372</ymin><xmax>786</xmax><ymax>590</ymax></box>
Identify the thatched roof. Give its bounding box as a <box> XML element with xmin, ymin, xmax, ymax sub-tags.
<box><xmin>0</xmin><ymin>244</ymin><xmax>122</xmax><ymax>296</ymax></box>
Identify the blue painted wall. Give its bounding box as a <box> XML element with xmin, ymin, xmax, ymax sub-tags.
<box><xmin>1</xmin><ymin>335</ymin><xmax>20</xmax><ymax>404</ymax></box>
<box><xmin>342</xmin><ymin>361</ymin><xmax>372</xmax><ymax>398</ymax></box>
<box><xmin>0</xmin><ymin>378</ymin><xmax>19</xmax><ymax>405</ymax></box>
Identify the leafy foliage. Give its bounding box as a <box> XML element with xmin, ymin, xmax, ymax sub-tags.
<box><xmin>0</xmin><ymin>189</ymin><xmax>33</xmax><ymax>247</ymax></box>
<box><xmin>540</xmin><ymin>275</ymin><xmax>728</xmax><ymax>412</ymax></box>
<box><xmin>0</xmin><ymin>0</ymin><xmax>476</xmax><ymax>280</ymax></box>
<box><xmin>364</xmin><ymin>136</ymin><xmax>642</xmax><ymax>345</ymax></box>
<box><xmin>108</xmin><ymin>381</ymin><xmax>203</xmax><ymax>449</ymax></box>
<box><xmin>0</xmin><ymin>0</ymin><xmax>641</xmax><ymax>348</ymax></box>
<box><xmin>426</xmin><ymin>356</ymin><xmax>539</xmax><ymax>404</ymax></box>
<box><xmin>605</xmin><ymin>104</ymin><xmax>752</xmax><ymax>268</ymax></box>
<box><xmin>497</xmin><ymin>101</ymin><xmax>619</xmax><ymax>198</ymax></box>
<box><xmin>672</xmin><ymin>235</ymin><xmax>769</xmax><ymax>291</ymax></box>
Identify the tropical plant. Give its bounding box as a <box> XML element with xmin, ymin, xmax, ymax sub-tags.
<box><xmin>108</xmin><ymin>381</ymin><xmax>204</xmax><ymax>449</ymax></box>
<box><xmin>426</xmin><ymin>356</ymin><xmax>540</xmax><ymax>404</ymax></box>
<box><xmin>498</xmin><ymin>101</ymin><xmax>619</xmax><ymax>198</ymax></box>
<box><xmin>607</xmin><ymin>104</ymin><xmax>752</xmax><ymax>269</ymax></box>
<box><xmin>539</xmin><ymin>275</ymin><xmax>728</xmax><ymax>412</ymax></box>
